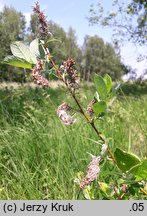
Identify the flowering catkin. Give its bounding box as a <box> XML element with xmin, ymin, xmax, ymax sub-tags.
<box><xmin>57</xmin><ymin>102</ymin><xmax>76</xmax><ymax>126</ymax></box>
<box><xmin>32</xmin><ymin>60</ymin><xmax>49</xmax><ymax>87</ymax></box>
<box><xmin>60</xmin><ymin>58</ymin><xmax>80</xmax><ymax>89</ymax></box>
<box><xmin>80</xmin><ymin>156</ymin><xmax>101</xmax><ymax>189</ymax></box>
<box><xmin>33</xmin><ymin>2</ymin><xmax>48</xmax><ymax>37</ymax></box>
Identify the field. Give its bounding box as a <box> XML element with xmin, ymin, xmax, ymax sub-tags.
<box><xmin>0</xmin><ymin>82</ymin><xmax>147</xmax><ymax>199</ymax></box>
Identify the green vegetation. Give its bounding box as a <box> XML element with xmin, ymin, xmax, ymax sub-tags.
<box><xmin>89</xmin><ymin>0</ymin><xmax>147</xmax><ymax>73</ymax></box>
<box><xmin>81</xmin><ymin>36</ymin><xmax>124</xmax><ymax>81</ymax></box>
<box><xmin>0</xmin><ymin>83</ymin><xmax>146</xmax><ymax>199</ymax></box>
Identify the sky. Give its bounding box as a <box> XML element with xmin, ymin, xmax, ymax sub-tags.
<box><xmin>0</xmin><ymin>0</ymin><xmax>146</xmax><ymax>79</ymax></box>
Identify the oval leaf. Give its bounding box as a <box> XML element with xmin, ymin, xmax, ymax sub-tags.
<box><xmin>2</xmin><ymin>56</ymin><xmax>33</xmax><ymax>69</ymax></box>
<box><xmin>30</xmin><ymin>38</ymin><xmax>40</xmax><ymax>63</ymax></box>
<box><xmin>11</xmin><ymin>41</ymin><xmax>33</xmax><ymax>63</ymax></box>
<box><xmin>94</xmin><ymin>74</ymin><xmax>107</xmax><ymax>100</ymax></box>
<box><xmin>93</xmin><ymin>101</ymin><xmax>107</xmax><ymax>116</ymax></box>
<box><xmin>103</xmin><ymin>74</ymin><xmax>112</xmax><ymax>93</ymax></box>
<box><xmin>114</xmin><ymin>148</ymin><xmax>141</xmax><ymax>172</ymax></box>
<box><xmin>128</xmin><ymin>160</ymin><xmax>147</xmax><ymax>181</ymax></box>
<box><xmin>29</xmin><ymin>39</ymin><xmax>46</xmax><ymax>62</ymax></box>
<box><xmin>39</xmin><ymin>43</ymin><xmax>46</xmax><ymax>59</ymax></box>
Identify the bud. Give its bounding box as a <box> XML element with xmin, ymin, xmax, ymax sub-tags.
<box><xmin>87</xmin><ymin>98</ymin><xmax>97</xmax><ymax>116</ymax></box>
<box><xmin>100</xmin><ymin>143</ymin><xmax>108</xmax><ymax>156</ymax></box>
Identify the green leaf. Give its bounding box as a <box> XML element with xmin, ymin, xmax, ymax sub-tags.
<box><xmin>99</xmin><ymin>182</ymin><xmax>110</xmax><ymax>193</ymax></box>
<box><xmin>83</xmin><ymin>185</ymin><xmax>94</xmax><ymax>200</ymax></box>
<box><xmin>94</xmin><ymin>74</ymin><xmax>107</xmax><ymax>100</ymax></box>
<box><xmin>46</xmin><ymin>38</ymin><xmax>61</xmax><ymax>44</ymax></box>
<box><xmin>30</xmin><ymin>38</ymin><xmax>40</xmax><ymax>63</ymax></box>
<box><xmin>10</xmin><ymin>41</ymin><xmax>33</xmax><ymax>63</ymax></box>
<box><xmin>48</xmin><ymin>72</ymin><xmax>58</xmax><ymax>80</ymax></box>
<box><xmin>128</xmin><ymin>160</ymin><xmax>147</xmax><ymax>181</ymax></box>
<box><xmin>114</xmin><ymin>148</ymin><xmax>141</xmax><ymax>172</ymax></box>
<box><xmin>30</xmin><ymin>39</ymin><xmax>46</xmax><ymax>62</ymax></box>
<box><xmin>48</xmin><ymin>68</ymin><xmax>58</xmax><ymax>80</ymax></box>
<box><xmin>94</xmin><ymin>91</ymin><xmax>100</xmax><ymax>101</ymax></box>
<box><xmin>39</xmin><ymin>44</ymin><xmax>46</xmax><ymax>59</ymax></box>
<box><xmin>37</xmin><ymin>39</ymin><xmax>46</xmax><ymax>59</ymax></box>
<box><xmin>109</xmin><ymin>12</ymin><xmax>116</xmax><ymax>17</ymax></box>
<box><xmin>39</xmin><ymin>43</ymin><xmax>46</xmax><ymax>59</ymax></box>
<box><xmin>2</xmin><ymin>56</ymin><xmax>33</xmax><ymax>69</ymax></box>
<box><xmin>128</xmin><ymin>185</ymin><xmax>136</xmax><ymax>196</ymax></box>
<box><xmin>93</xmin><ymin>101</ymin><xmax>107</xmax><ymax>116</ymax></box>
<box><xmin>103</xmin><ymin>74</ymin><xmax>112</xmax><ymax>93</ymax></box>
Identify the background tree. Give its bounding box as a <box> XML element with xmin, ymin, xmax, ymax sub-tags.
<box><xmin>0</xmin><ymin>6</ymin><xmax>26</xmax><ymax>81</ymax></box>
<box><xmin>47</xmin><ymin>22</ymin><xmax>82</xmax><ymax>67</ymax></box>
<box><xmin>27</xmin><ymin>13</ymin><xmax>39</xmax><ymax>42</ymax></box>
<box><xmin>47</xmin><ymin>21</ymin><xmax>71</xmax><ymax>66</ymax></box>
<box><xmin>89</xmin><ymin>0</ymin><xmax>147</xmax><ymax>46</ymax></box>
<box><xmin>66</xmin><ymin>27</ymin><xmax>82</xmax><ymax>73</ymax></box>
<box><xmin>81</xmin><ymin>35</ymin><xmax>124</xmax><ymax>81</ymax></box>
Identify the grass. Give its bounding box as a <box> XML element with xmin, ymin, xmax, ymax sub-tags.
<box><xmin>0</xmin><ymin>82</ymin><xmax>147</xmax><ymax>199</ymax></box>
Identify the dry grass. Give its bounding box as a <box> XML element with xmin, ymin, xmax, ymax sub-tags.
<box><xmin>0</xmin><ymin>81</ymin><xmax>64</xmax><ymax>89</ymax></box>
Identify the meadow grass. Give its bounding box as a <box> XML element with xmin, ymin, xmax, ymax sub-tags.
<box><xmin>0</xmin><ymin>82</ymin><xmax>146</xmax><ymax>199</ymax></box>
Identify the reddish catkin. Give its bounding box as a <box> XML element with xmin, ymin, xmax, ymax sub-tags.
<box><xmin>80</xmin><ymin>156</ymin><xmax>101</xmax><ymax>189</ymax></box>
<box><xmin>60</xmin><ymin>58</ymin><xmax>80</xmax><ymax>88</ymax></box>
<box><xmin>57</xmin><ymin>102</ymin><xmax>77</xmax><ymax>126</ymax></box>
<box><xmin>33</xmin><ymin>2</ymin><xmax>48</xmax><ymax>37</ymax></box>
<box><xmin>32</xmin><ymin>60</ymin><xmax>49</xmax><ymax>87</ymax></box>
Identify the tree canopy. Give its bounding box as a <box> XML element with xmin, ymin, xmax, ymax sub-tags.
<box><xmin>0</xmin><ymin>6</ymin><xmax>26</xmax><ymax>81</ymax></box>
<box><xmin>89</xmin><ymin>0</ymin><xmax>147</xmax><ymax>46</ymax></box>
<box><xmin>0</xmin><ymin>6</ymin><xmax>26</xmax><ymax>58</ymax></box>
<box><xmin>81</xmin><ymin>35</ymin><xmax>124</xmax><ymax>81</ymax></box>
